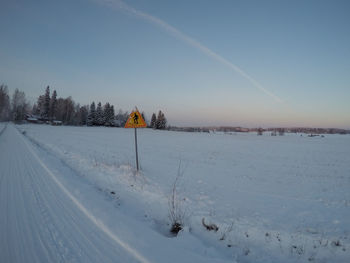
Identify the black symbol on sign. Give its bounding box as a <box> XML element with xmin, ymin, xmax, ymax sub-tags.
<box><xmin>133</xmin><ymin>113</ymin><xmax>139</xmax><ymax>124</ymax></box>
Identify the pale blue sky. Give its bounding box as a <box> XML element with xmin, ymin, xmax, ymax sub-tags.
<box><xmin>1</xmin><ymin>0</ymin><xmax>349</xmax><ymax>128</ymax></box>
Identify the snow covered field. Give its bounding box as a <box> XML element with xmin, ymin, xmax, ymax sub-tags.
<box><xmin>6</xmin><ymin>124</ymin><xmax>350</xmax><ymax>262</ymax></box>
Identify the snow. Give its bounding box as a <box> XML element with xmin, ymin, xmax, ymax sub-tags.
<box><xmin>2</xmin><ymin>123</ymin><xmax>350</xmax><ymax>262</ymax></box>
<box><xmin>0</xmin><ymin>122</ymin><xmax>6</xmax><ymax>130</ymax></box>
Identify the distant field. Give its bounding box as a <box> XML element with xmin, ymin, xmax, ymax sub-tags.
<box><xmin>19</xmin><ymin>124</ymin><xmax>350</xmax><ymax>262</ymax></box>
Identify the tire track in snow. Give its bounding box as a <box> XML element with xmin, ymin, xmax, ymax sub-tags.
<box><xmin>29</xmin><ymin>177</ymin><xmax>74</xmax><ymax>261</ymax></box>
<box><xmin>17</xmin><ymin>128</ymin><xmax>153</xmax><ymax>263</ymax></box>
<box><xmin>0</xmin><ymin>124</ymin><xmax>9</xmax><ymax>188</ymax></box>
<box><xmin>0</xmin><ymin>124</ymin><xmax>7</xmax><ymax>137</ymax></box>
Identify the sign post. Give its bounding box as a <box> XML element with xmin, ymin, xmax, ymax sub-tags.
<box><xmin>125</xmin><ymin>108</ymin><xmax>147</xmax><ymax>171</ymax></box>
<box><xmin>134</xmin><ymin>128</ymin><xmax>139</xmax><ymax>170</ymax></box>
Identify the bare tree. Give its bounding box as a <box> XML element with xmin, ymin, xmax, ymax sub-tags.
<box><xmin>11</xmin><ymin>89</ymin><xmax>28</xmax><ymax>122</ymax></box>
<box><xmin>169</xmin><ymin>161</ymin><xmax>186</xmax><ymax>234</ymax></box>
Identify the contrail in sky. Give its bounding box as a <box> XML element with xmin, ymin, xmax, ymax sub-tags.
<box><xmin>95</xmin><ymin>0</ymin><xmax>283</xmax><ymax>103</ymax></box>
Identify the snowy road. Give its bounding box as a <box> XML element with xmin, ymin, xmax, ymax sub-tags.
<box><xmin>0</xmin><ymin>125</ymin><xmax>150</xmax><ymax>263</ymax></box>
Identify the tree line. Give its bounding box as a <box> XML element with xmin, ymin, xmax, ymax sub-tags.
<box><xmin>0</xmin><ymin>84</ymin><xmax>29</xmax><ymax>122</ymax></box>
<box><xmin>150</xmin><ymin>111</ymin><xmax>167</xmax><ymax>130</ymax></box>
<box><xmin>0</xmin><ymin>84</ymin><xmax>167</xmax><ymax>129</ymax></box>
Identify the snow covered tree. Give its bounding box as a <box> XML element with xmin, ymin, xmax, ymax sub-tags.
<box><xmin>71</xmin><ymin>104</ymin><xmax>81</xmax><ymax>125</ymax></box>
<box><xmin>115</xmin><ymin>110</ymin><xmax>128</xmax><ymax>127</ymax></box>
<box><xmin>160</xmin><ymin>111</ymin><xmax>167</xmax><ymax>129</ymax></box>
<box><xmin>11</xmin><ymin>89</ymin><xmax>28</xmax><ymax>122</ymax></box>
<box><xmin>103</xmin><ymin>103</ymin><xmax>108</xmax><ymax>124</ymax></box>
<box><xmin>50</xmin><ymin>90</ymin><xmax>57</xmax><ymax>120</ymax></box>
<box><xmin>103</xmin><ymin>103</ymin><xmax>110</xmax><ymax>126</ymax></box>
<box><xmin>96</xmin><ymin>102</ymin><xmax>104</xmax><ymax>126</ymax></box>
<box><xmin>52</xmin><ymin>96</ymin><xmax>75</xmax><ymax>124</ymax></box>
<box><xmin>62</xmin><ymin>97</ymin><xmax>75</xmax><ymax>124</ymax></box>
<box><xmin>36</xmin><ymin>95</ymin><xmax>45</xmax><ymax>116</ymax></box>
<box><xmin>156</xmin><ymin>110</ymin><xmax>167</xmax><ymax>130</ymax></box>
<box><xmin>55</xmin><ymin>98</ymin><xmax>65</xmax><ymax>122</ymax></box>
<box><xmin>110</xmin><ymin>105</ymin><xmax>115</xmax><ymax>126</ymax></box>
<box><xmin>0</xmin><ymin>84</ymin><xmax>10</xmax><ymax>121</ymax></box>
<box><xmin>71</xmin><ymin>104</ymin><xmax>88</xmax><ymax>126</ymax></box>
<box><xmin>150</xmin><ymin>113</ymin><xmax>156</xmax><ymax>128</ymax></box>
<box><xmin>79</xmin><ymin>105</ymin><xmax>88</xmax><ymax>126</ymax></box>
<box><xmin>42</xmin><ymin>86</ymin><xmax>50</xmax><ymax>119</ymax></box>
<box><xmin>87</xmin><ymin>102</ymin><xmax>96</xmax><ymax>126</ymax></box>
<box><xmin>103</xmin><ymin>103</ymin><xmax>115</xmax><ymax>126</ymax></box>
<box><xmin>155</xmin><ymin>111</ymin><xmax>161</xmax><ymax>129</ymax></box>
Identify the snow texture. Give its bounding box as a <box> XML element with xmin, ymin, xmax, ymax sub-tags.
<box><xmin>1</xmin><ymin>123</ymin><xmax>349</xmax><ymax>263</ymax></box>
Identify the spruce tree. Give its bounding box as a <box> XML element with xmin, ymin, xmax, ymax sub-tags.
<box><xmin>155</xmin><ymin>110</ymin><xmax>167</xmax><ymax>129</ymax></box>
<box><xmin>50</xmin><ymin>90</ymin><xmax>57</xmax><ymax>120</ymax></box>
<box><xmin>96</xmin><ymin>102</ymin><xmax>104</xmax><ymax>126</ymax></box>
<box><xmin>43</xmin><ymin>86</ymin><xmax>50</xmax><ymax>119</ymax></box>
<box><xmin>87</xmin><ymin>102</ymin><xmax>96</xmax><ymax>126</ymax></box>
<box><xmin>103</xmin><ymin>103</ymin><xmax>113</xmax><ymax>126</ymax></box>
<box><xmin>110</xmin><ymin>105</ymin><xmax>115</xmax><ymax>126</ymax></box>
<box><xmin>150</xmin><ymin>113</ymin><xmax>156</xmax><ymax>129</ymax></box>
<box><xmin>160</xmin><ymin>111</ymin><xmax>167</xmax><ymax>129</ymax></box>
<box><xmin>156</xmin><ymin>111</ymin><xmax>162</xmax><ymax>129</ymax></box>
<box><xmin>36</xmin><ymin>95</ymin><xmax>45</xmax><ymax>116</ymax></box>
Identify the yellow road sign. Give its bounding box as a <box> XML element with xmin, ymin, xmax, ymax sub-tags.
<box><xmin>125</xmin><ymin>110</ymin><xmax>147</xmax><ymax>128</ymax></box>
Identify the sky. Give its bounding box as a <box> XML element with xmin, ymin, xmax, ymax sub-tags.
<box><xmin>0</xmin><ymin>0</ymin><xmax>349</xmax><ymax>128</ymax></box>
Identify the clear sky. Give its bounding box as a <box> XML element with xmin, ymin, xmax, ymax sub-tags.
<box><xmin>1</xmin><ymin>0</ymin><xmax>349</xmax><ymax>128</ymax></box>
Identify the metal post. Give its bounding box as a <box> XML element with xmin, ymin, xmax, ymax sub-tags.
<box><xmin>134</xmin><ymin>128</ymin><xmax>139</xmax><ymax>171</ymax></box>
